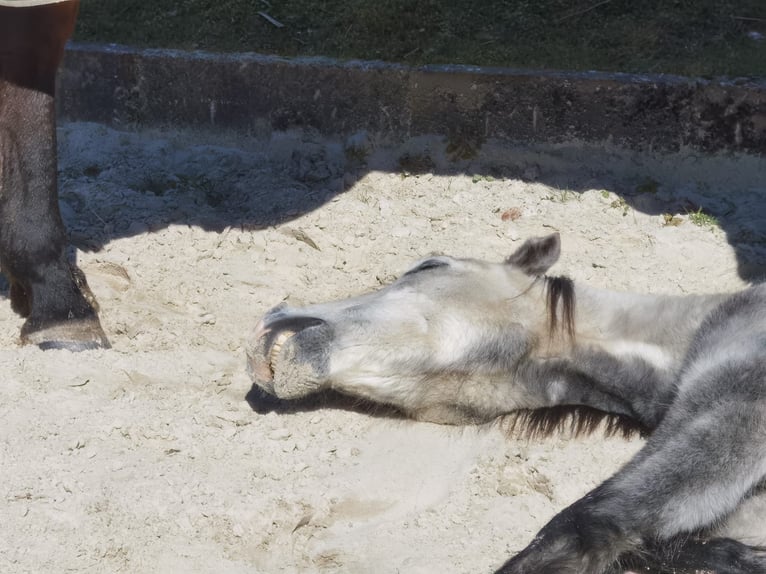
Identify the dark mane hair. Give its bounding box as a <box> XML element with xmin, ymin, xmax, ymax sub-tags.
<box><xmin>499</xmin><ymin>405</ymin><xmax>649</xmax><ymax>440</ymax></box>
<box><xmin>509</xmin><ymin>278</ymin><xmax>647</xmax><ymax>440</ymax></box>
<box><xmin>544</xmin><ymin>275</ymin><xmax>576</xmax><ymax>340</ymax></box>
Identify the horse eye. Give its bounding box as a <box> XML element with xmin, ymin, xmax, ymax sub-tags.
<box><xmin>404</xmin><ymin>258</ymin><xmax>449</xmax><ymax>276</ymax></box>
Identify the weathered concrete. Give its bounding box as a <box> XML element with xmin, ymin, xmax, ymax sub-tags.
<box><xmin>58</xmin><ymin>43</ymin><xmax>766</xmax><ymax>156</ymax></box>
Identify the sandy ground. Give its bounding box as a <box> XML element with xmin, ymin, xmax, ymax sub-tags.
<box><xmin>1</xmin><ymin>122</ymin><xmax>764</xmax><ymax>574</ymax></box>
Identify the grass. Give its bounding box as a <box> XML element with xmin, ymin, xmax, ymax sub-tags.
<box><xmin>687</xmin><ymin>207</ymin><xmax>719</xmax><ymax>228</ymax></box>
<box><xmin>74</xmin><ymin>0</ymin><xmax>766</xmax><ymax>77</ymax></box>
<box><xmin>610</xmin><ymin>197</ymin><xmax>630</xmax><ymax>216</ymax></box>
<box><xmin>544</xmin><ymin>189</ymin><xmax>580</xmax><ymax>203</ymax></box>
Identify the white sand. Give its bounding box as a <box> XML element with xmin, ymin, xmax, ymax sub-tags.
<box><xmin>0</xmin><ymin>122</ymin><xmax>762</xmax><ymax>573</ymax></box>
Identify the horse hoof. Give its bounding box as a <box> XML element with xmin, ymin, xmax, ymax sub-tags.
<box><xmin>36</xmin><ymin>339</ymin><xmax>110</xmax><ymax>352</ymax></box>
<box><xmin>21</xmin><ymin>318</ymin><xmax>111</xmax><ymax>351</ymax></box>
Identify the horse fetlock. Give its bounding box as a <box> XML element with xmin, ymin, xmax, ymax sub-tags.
<box><xmin>19</xmin><ymin>263</ymin><xmax>109</xmax><ymax>350</ymax></box>
<box><xmin>496</xmin><ymin>505</ymin><xmax>635</xmax><ymax>574</ymax></box>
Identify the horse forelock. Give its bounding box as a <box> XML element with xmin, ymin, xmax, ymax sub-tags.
<box><xmin>544</xmin><ymin>275</ymin><xmax>576</xmax><ymax>341</ymax></box>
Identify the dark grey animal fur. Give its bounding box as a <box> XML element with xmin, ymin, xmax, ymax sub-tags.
<box><xmin>248</xmin><ymin>233</ymin><xmax>766</xmax><ymax>574</ymax></box>
<box><xmin>0</xmin><ymin>2</ymin><xmax>109</xmax><ymax>349</ymax></box>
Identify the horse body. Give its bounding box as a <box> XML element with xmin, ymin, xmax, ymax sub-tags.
<box><xmin>248</xmin><ymin>233</ymin><xmax>766</xmax><ymax>573</ymax></box>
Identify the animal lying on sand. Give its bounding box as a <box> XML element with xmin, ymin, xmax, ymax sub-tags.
<box><xmin>247</xmin><ymin>232</ymin><xmax>766</xmax><ymax>574</ymax></box>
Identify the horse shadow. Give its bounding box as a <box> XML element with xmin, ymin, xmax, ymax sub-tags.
<box><xmin>245</xmin><ymin>384</ymin><xmax>405</xmax><ymax>420</ymax></box>
<box><xmin>54</xmin><ymin>122</ymin><xmax>766</xmax><ymax>283</ymax></box>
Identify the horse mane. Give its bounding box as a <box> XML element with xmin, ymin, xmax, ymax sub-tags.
<box><xmin>504</xmin><ymin>277</ymin><xmax>648</xmax><ymax>440</ymax></box>
<box><xmin>544</xmin><ymin>275</ymin><xmax>576</xmax><ymax>340</ymax></box>
<box><xmin>499</xmin><ymin>405</ymin><xmax>649</xmax><ymax>440</ymax></box>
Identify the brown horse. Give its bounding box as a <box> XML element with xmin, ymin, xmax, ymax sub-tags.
<box><xmin>0</xmin><ymin>0</ymin><xmax>107</xmax><ymax>349</ymax></box>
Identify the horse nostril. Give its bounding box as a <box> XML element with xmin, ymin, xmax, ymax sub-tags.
<box><xmin>269</xmin><ymin>315</ymin><xmax>325</xmax><ymax>332</ymax></box>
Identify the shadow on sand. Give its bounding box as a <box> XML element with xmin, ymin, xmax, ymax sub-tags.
<box><xmin>55</xmin><ymin>122</ymin><xmax>766</xmax><ymax>282</ymax></box>
<box><xmin>245</xmin><ymin>384</ymin><xmax>404</xmax><ymax>420</ymax></box>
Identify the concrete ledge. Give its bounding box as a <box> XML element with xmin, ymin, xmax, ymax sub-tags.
<box><xmin>58</xmin><ymin>43</ymin><xmax>766</xmax><ymax>156</ymax></box>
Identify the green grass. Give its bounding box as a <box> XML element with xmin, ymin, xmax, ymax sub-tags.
<box><xmin>687</xmin><ymin>207</ymin><xmax>719</xmax><ymax>228</ymax></box>
<box><xmin>74</xmin><ymin>0</ymin><xmax>766</xmax><ymax>77</ymax></box>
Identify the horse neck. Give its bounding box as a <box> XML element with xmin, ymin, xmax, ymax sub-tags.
<box><xmin>572</xmin><ymin>284</ymin><xmax>729</xmax><ymax>361</ymax></box>
<box><xmin>521</xmin><ymin>281</ymin><xmax>730</xmax><ymax>429</ymax></box>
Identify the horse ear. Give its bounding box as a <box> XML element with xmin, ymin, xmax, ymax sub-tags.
<box><xmin>506</xmin><ymin>233</ymin><xmax>561</xmax><ymax>276</ymax></box>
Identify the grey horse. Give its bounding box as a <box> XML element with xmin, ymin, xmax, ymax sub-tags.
<box><xmin>247</xmin><ymin>233</ymin><xmax>766</xmax><ymax>574</ymax></box>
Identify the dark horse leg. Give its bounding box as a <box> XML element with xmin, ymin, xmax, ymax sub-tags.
<box><xmin>0</xmin><ymin>1</ymin><xmax>108</xmax><ymax>350</ymax></box>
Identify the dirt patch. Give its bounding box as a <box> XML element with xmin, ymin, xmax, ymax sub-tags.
<box><xmin>0</xmin><ymin>122</ymin><xmax>763</xmax><ymax>573</ymax></box>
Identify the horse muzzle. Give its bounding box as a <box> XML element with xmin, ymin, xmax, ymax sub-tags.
<box><xmin>246</xmin><ymin>304</ymin><xmax>332</xmax><ymax>400</ymax></box>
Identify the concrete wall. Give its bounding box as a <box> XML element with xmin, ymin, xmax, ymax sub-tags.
<box><xmin>58</xmin><ymin>43</ymin><xmax>766</xmax><ymax>157</ymax></box>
